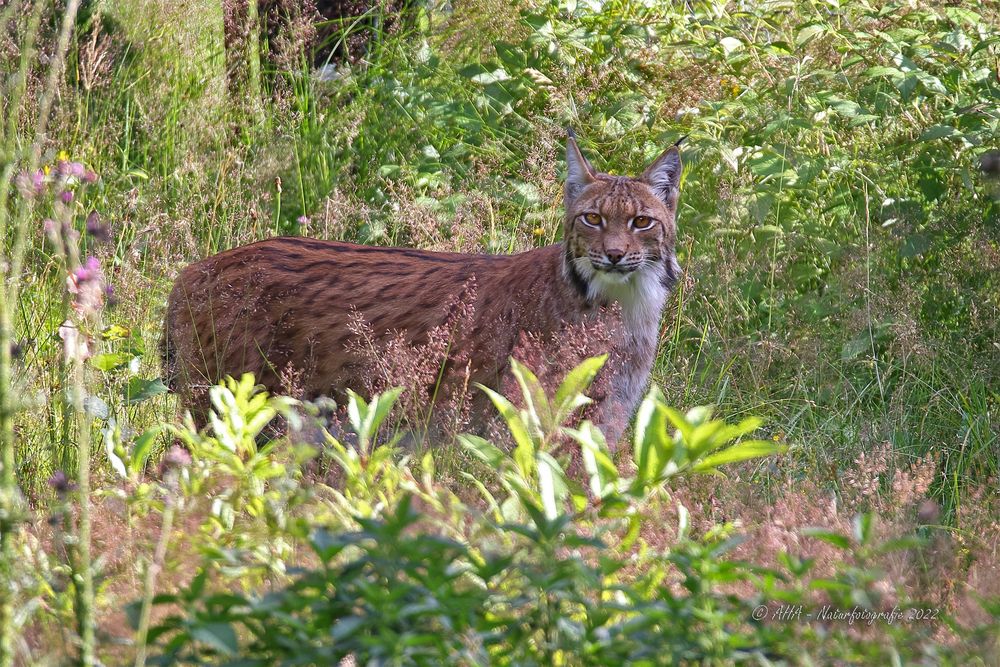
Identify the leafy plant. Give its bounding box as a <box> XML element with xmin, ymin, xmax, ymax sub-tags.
<box><xmin>463</xmin><ymin>356</ymin><xmax>784</xmax><ymax>529</ymax></box>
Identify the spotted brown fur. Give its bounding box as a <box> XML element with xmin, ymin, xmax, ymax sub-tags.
<box><xmin>161</xmin><ymin>134</ymin><xmax>682</xmax><ymax>447</ymax></box>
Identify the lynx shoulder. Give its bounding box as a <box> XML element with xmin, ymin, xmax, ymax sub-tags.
<box><xmin>162</xmin><ymin>134</ymin><xmax>682</xmax><ymax>446</ymax></box>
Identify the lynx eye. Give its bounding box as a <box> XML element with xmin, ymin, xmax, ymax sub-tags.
<box><xmin>631</xmin><ymin>215</ymin><xmax>655</xmax><ymax>230</ymax></box>
<box><xmin>580</xmin><ymin>212</ymin><xmax>604</xmax><ymax>228</ymax></box>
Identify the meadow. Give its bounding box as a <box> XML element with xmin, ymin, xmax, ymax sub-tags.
<box><xmin>1</xmin><ymin>0</ymin><xmax>998</xmax><ymax>664</ymax></box>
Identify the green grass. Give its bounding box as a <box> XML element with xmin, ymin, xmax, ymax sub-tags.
<box><xmin>2</xmin><ymin>0</ymin><xmax>999</xmax><ymax>663</ymax></box>
<box><xmin>8</xmin><ymin>0</ymin><xmax>998</xmax><ymax>517</ymax></box>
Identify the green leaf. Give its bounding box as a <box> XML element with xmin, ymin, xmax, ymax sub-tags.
<box><xmin>103</xmin><ymin>425</ymin><xmax>127</xmax><ymax>478</ymax></box>
<box><xmin>331</xmin><ymin>616</ymin><xmax>365</xmax><ymax>641</ymax></box>
<box><xmin>863</xmin><ymin>66</ymin><xmax>904</xmax><ymax>81</ymax></box>
<box><xmin>368</xmin><ymin>387</ymin><xmax>404</xmax><ymax>438</ymax></box>
<box><xmin>719</xmin><ymin>36</ymin><xmax>743</xmax><ymax>55</ymax></box>
<box><xmin>100</xmin><ymin>324</ymin><xmax>132</xmax><ymax>341</ymax></box>
<box><xmin>853</xmin><ymin>512</ymin><xmax>874</xmax><ymax>545</ymax></box>
<box><xmin>553</xmin><ymin>354</ymin><xmax>606</xmax><ymax>422</ymax></box>
<box><xmin>795</xmin><ymin>23</ymin><xmax>828</xmax><ymax>47</ymax></box>
<box><xmin>536</xmin><ymin>451</ymin><xmax>564</xmax><ymax>519</ymax></box>
<box><xmin>90</xmin><ymin>352</ymin><xmax>134</xmax><ymax>372</ymax></box>
<box><xmin>510</xmin><ymin>358</ymin><xmax>552</xmax><ymax>434</ymax></box>
<box><xmin>828</xmin><ymin>98</ymin><xmax>862</xmax><ymax>118</ymax></box>
<box><xmin>565</xmin><ymin>422</ymin><xmax>616</xmax><ymax>499</ymax></box>
<box><xmin>917</xmin><ymin>125</ymin><xmax>957</xmax><ymax>142</ymax></box>
<box><xmin>802</xmin><ymin>528</ymin><xmax>851</xmax><ymax>550</ymax></box>
<box><xmin>459</xmin><ymin>434</ymin><xmax>505</xmax><ymax>468</ymax></box>
<box><xmin>124</xmin><ymin>377</ymin><xmax>170</xmax><ymax>404</ymax></box>
<box><xmin>840</xmin><ymin>335</ymin><xmax>869</xmax><ymax>361</ymax></box>
<box><xmin>346</xmin><ymin>390</ymin><xmax>368</xmax><ymax>437</ymax></box>
<box><xmin>635</xmin><ymin>400</ymin><xmax>671</xmax><ymax>484</ymax></box>
<box><xmin>310</xmin><ymin>528</ymin><xmax>350</xmax><ymax>561</ymax></box>
<box><xmin>191</xmin><ymin>622</ymin><xmax>238</xmax><ymax>655</ymax></box>
<box><xmin>130</xmin><ymin>427</ymin><xmax>159</xmax><ymax>475</ymax></box>
<box><xmin>693</xmin><ymin>440</ymin><xmax>786</xmax><ymax>472</ymax></box>
<box><xmin>478</xmin><ymin>384</ymin><xmax>535</xmax><ymax>456</ymax></box>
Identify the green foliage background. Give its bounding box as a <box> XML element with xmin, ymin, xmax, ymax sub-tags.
<box><xmin>1</xmin><ymin>0</ymin><xmax>998</xmax><ymax>663</ymax></box>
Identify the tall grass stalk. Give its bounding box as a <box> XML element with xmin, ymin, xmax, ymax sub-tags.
<box><xmin>0</xmin><ymin>1</ymin><xmax>85</xmax><ymax>664</ymax></box>
<box><xmin>133</xmin><ymin>491</ymin><xmax>176</xmax><ymax>667</ymax></box>
<box><xmin>0</xmin><ymin>0</ymin><xmax>45</xmax><ymax>660</ymax></box>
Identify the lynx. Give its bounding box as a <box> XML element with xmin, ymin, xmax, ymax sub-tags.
<box><xmin>161</xmin><ymin>133</ymin><xmax>682</xmax><ymax>447</ymax></box>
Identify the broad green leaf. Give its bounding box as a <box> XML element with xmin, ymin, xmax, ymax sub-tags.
<box><xmin>795</xmin><ymin>23</ymin><xmax>828</xmax><ymax>47</ymax></box>
<box><xmin>331</xmin><ymin>616</ymin><xmax>365</xmax><ymax>641</ymax></box>
<box><xmin>123</xmin><ymin>377</ymin><xmax>169</xmax><ymax>404</ymax></box>
<box><xmin>90</xmin><ymin>352</ymin><xmax>134</xmax><ymax>372</ymax></box>
<box><xmin>368</xmin><ymin>387</ymin><xmax>404</xmax><ymax>439</ymax></box>
<box><xmin>565</xmin><ymin>422</ymin><xmax>616</xmax><ymax>499</ymax></box>
<box><xmin>100</xmin><ymin>324</ymin><xmax>131</xmax><ymax>340</ymax></box>
<box><xmin>688</xmin><ymin>420</ymin><xmax>725</xmax><ymax>456</ymax></box>
<box><xmin>719</xmin><ymin>36</ymin><xmax>743</xmax><ymax>55</ymax></box>
<box><xmin>478</xmin><ymin>384</ymin><xmax>535</xmax><ymax>456</ymax></box>
<box><xmin>537</xmin><ymin>451</ymin><xmax>563</xmax><ymax>519</ymax></box>
<box><xmin>662</xmin><ymin>406</ymin><xmax>694</xmax><ymax>448</ymax></box>
<box><xmin>636</xmin><ymin>402</ymin><xmax>670</xmax><ymax>484</ymax></box>
<box><xmin>190</xmin><ymin>622</ymin><xmax>238</xmax><ymax>655</ymax></box>
<box><xmin>553</xmin><ymin>354</ymin><xmax>606</xmax><ymax>421</ymax></box>
<box><xmin>510</xmin><ymin>358</ymin><xmax>552</xmax><ymax>434</ymax></box>
<box><xmin>841</xmin><ymin>335</ymin><xmax>869</xmax><ymax>361</ymax></box>
<box><xmin>130</xmin><ymin>427</ymin><xmax>159</xmax><ymax>475</ymax></box>
<box><xmin>346</xmin><ymin>389</ymin><xmax>368</xmax><ymax>437</ymax></box>
<box><xmin>863</xmin><ymin>66</ymin><xmax>904</xmax><ymax>81</ymax></box>
<box><xmin>852</xmin><ymin>512</ymin><xmax>874</xmax><ymax>545</ymax></box>
<box><xmin>693</xmin><ymin>440</ymin><xmax>786</xmax><ymax>472</ymax></box>
<box><xmin>802</xmin><ymin>528</ymin><xmax>851</xmax><ymax>550</ymax></box>
<box><xmin>917</xmin><ymin>125</ymin><xmax>957</xmax><ymax>142</ymax></box>
<box><xmin>459</xmin><ymin>434</ymin><xmax>505</xmax><ymax>468</ymax></box>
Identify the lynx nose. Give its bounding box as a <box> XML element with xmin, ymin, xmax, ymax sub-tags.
<box><xmin>605</xmin><ymin>249</ymin><xmax>625</xmax><ymax>265</ymax></box>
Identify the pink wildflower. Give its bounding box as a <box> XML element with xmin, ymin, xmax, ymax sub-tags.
<box><xmin>15</xmin><ymin>170</ymin><xmax>46</xmax><ymax>198</ymax></box>
<box><xmin>73</xmin><ymin>256</ymin><xmax>102</xmax><ymax>283</ymax></box>
<box><xmin>67</xmin><ymin>257</ymin><xmax>107</xmax><ymax>317</ymax></box>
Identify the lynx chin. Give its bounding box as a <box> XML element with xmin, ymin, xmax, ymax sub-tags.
<box><xmin>162</xmin><ymin>132</ymin><xmax>682</xmax><ymax>447</ymax></box>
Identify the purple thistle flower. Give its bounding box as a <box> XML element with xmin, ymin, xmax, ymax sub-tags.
<box><xmin>73</xmin><ymin>256</ymin><xmax>102</xmax><ymax>283</ymax></box>
<box><xmin>85</xmin><ymin>211</ymin><xmax>111</xmax><ymax>243</ymax></box>
<box><xmin>83</xmin><ymin>170</ymin><xmax>98</xmax><ymax>184</ymax></box>
<box><xmin>17</xmin><ymin>169</ymin><xmax>47</xmax><ymax>198</ymax></box>
<box><xmin>69</xmin><ymin>162</ymin><xmax>86</xmax><ymax>179</ymax></box>
<box><xmin>104</xmin><ymin>284</ymin><xmax>118</xmax><ymax>307</ymax></box>
<box><xmin>48</xmin><ymin>470</ymin><xmax>72</xmax><ymax>494</ymax></box>
<box><xmin>60</xmin><ymin>190</ymin><xmax>74</xmax><ymax>204</ymax></box>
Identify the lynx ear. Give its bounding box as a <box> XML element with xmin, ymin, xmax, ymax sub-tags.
<box><xmin>641</xmin><ymin>146</ymin><xmax>682</xmax><ymax>206</ymax></box>
<box><xmin>565</xmin><ymin>130</ymin><xmax>596</xmax><ymax>207</ymax></box>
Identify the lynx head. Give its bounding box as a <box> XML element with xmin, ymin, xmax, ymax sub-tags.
<box><xmin>562</xmin><ymin>131</ymin><xmax>682</xmax><ymax>310</ymax></box>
